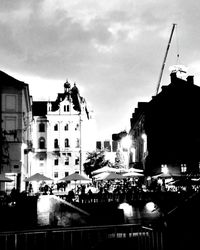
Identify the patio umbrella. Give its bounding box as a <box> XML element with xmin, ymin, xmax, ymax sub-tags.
<box><xmin>128</xmin><ymin>167</ymin><xmax>144</xmax><ymax>173</ymax></box>
<box><xmin>91</xmin><ymin>166</ymin><xmax>120</xmax><ymax>175</ymax></box>
<box><xmin>123</xmin><ymin>172</ymin><xmax>144</xmax><ymax>178</ymax></box>
<box><xmin>60</xmin><ymin>173</ymin><xmax>90</xmax><ymax>191</ymax></box>
<box><xmin>60</xmin><ymin>173</ymin><xmax>90</xmax><ymax>182</ymax></box>
<box><xmin>0</xmin><ymin>174</ymin><xmax>13</xmax><ymax>182</ymax></box>
<box><xmin>24</xmin><ymin>173</ymin><xmax>53</xmax><ymax>182</ymax></box>
<box><xmin>96</xmin><ymin>172</ymin><xmax>126</xmax><ymax>181</ymax></box>
<box><xmin>152</xmin><ymin>172</ymin><xmax>182</xmax><ymax>179</ymax></box>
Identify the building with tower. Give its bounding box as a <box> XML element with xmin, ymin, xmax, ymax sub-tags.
<box><xmin>31</xmin><ymin>80</ymin><xmax>96</xmax><ymax>183</ymax></box>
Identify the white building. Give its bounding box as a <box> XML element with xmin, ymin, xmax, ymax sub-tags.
<box><xmin>31</xmin><ymin>81</ymin><xmax>96</xmax><ymax>183</ymax></box>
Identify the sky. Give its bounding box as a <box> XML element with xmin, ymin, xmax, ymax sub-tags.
<box><xmin>1</xmin><ymin>0</ymin><xmax>200</xmax><ymax>140</ymax></box>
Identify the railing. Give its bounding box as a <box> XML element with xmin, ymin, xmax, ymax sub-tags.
<box><xmin>0</xmin><ymin>224</ymin><xmax>164</xmax><ymax>250</ymax></box>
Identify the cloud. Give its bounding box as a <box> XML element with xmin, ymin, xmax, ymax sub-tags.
<box><xmin>1</xmin><ymin>0</ymin><xmax>200</xmax><ymax>138</ymax></box>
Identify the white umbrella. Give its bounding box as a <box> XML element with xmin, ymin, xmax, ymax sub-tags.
<box><xmin>128</xmin><ymin>168</ymin><xmax>144</xmax><ymax>173</ymax></box>
<box><xmin>123</xmin><ymin>172</ymin><xmax>144</xmax><ymax>177</ymax></box>
<box><xmin>24</xmin><ymin>173</ymin><xmax>53</xmax><ymax>182</ymax></box>
<box><xmin>95</xmin><ymin>172</ymin><xmax>126</xmax><ymax>181</ymax></box>
<box><xmin>91</xmin><ymin>166</ymin><xmax>120</xmax><ymax>175</ymax></box>
<box><xmin>60</xmin><ymin>173</ymin><xmax>91</xmax><ymax>191</ymax></box>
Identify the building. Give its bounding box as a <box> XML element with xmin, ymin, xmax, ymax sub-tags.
<box><xmin>31</xmin><ymin>81</ymin><xmax>96</xmax><ymax>182</ymax></box>
<box><xmin>0</xmin><ymin>71</ymin><xmax>32</xmax><ymax>192</ymax></box>
<box><xmin>129</xmin><ymin>71</ymin><xmax>200</xmax><ymax>176</ymax></box>
<box><xmin>96</xmin><ymin>139</ymin><xmax>117</xmax><ymax>164</ymax></box>
<box><xmin>112</xmin><ymin>131</ymin><xmax>132</xmax><ymax>169</ymax></box>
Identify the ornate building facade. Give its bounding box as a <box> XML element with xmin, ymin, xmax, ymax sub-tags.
<box><xmin>31</xmin><ymin>81</ymin><xmax>96</xmax><ymax>182</ymax></box>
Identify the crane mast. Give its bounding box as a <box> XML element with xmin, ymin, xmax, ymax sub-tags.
<box><xmin>156</xmin><ymin>23</ymin><xmax>177</xmax><ymax>95</ymax></box>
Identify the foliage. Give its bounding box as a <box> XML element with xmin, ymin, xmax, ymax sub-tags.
<box><xmin>83</xmin><ymin>149</ymin><xmax>111</xmax><ymax>177</ymax></box>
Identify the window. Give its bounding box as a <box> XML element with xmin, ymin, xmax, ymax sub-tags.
<box><xmin>75</xmin><ymin>157</ymin><xmax>79</xmax><ymax>165</ymax></box>
<box><xmin>65</xmin><ymin>157</ymin><xmax>69</xmax><ymax>165</ymax></box>
<box><xmin>76</xmin><ymin>138</ymin><xmax>80</xmax><ymax>148</ymax></box>
<box><xmin>65</xmin><ymin>172</ymin><xmax>69</xmax><ymax>177</ymax></box>
<box><xmin>5</xmin><ymin>116</ymin><xmax>16</xmax><ymax>130</ymax></box>
<box><xmin>64</xmin><ymin>105</ymin><xmax>66</xmax><ymax>112</ymax></box>
<box><xmin>54</xmin><ymin>172</ymin><xmax>58</xmax><ymax>178</ymax></box>
<box><xmin>67</xmin><ymin>105</ymin><xmax>69</xmax><ymax>112</ymax></box>
<box><xmin>54</xmin><ymin>139</ymin><xmax>59</xmax><ymax>148</ymax></box>
<box><xmin>64</xmin><ymin>124</ymin><xmax>69</xmax><ymax>131</ymax></box>
<box><xmin>54</xmin><ymin>124</ymin><xmax>58</xmax><ymax>131</ymax></box>
<box><xmin>39</xmin><ymin>137</ymin><xmax>45</xmax><ymax>149</ymax></box>
<box><xmin>54</xmin><ymin>159</ymin><xmax>59</xmax><ymax>165</ymax></box>
<box><xmin>181</xmin><ymin>164</ymin><xmax>187</xmax><ymax>173</ymax></box>
<box><xmin>5</xmin><ymin>95</ymin><xmax>16</xmax><ymax>111</ymax></box>
<box><xmin>39</xmin><ymin>123</ymin><xmax>45</xmax><ymax>132</ymax></box>
<box><xmin>65</xmin><ymin>138</ymin><xmax>69</xmax><ymax>147</ymax></box>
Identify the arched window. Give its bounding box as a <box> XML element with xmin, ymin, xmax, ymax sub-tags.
<box><xmin>39</xmin><ymin>123</ymin><xmax>45</xmax><ymax>132</ymax></box>
<box><xmin>65</xmin><ymin>138</ymin><xmax>69</xmax><ymax>147</ymax></box>
<box><xmin>54</xmin><ymin>124</ymin><xmax>58</xmax><ymax>131</ymax></box>
<box><xmin>54</xmin><ymin>139</ymin><xmax>59</xmax><ymax>148</ymax></box>
<box><xmin>39</xmin><ymin>137</ymin><xmax>45</xmax><ymax>149</ymax></box>
<box><xmin>64</xmin><ymin>124</ymin><xmax>69</xmax><ymax>131</ymax></box>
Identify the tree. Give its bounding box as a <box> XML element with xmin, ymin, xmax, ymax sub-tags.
<box><xmin>83</xmin><ymin>149</ymin><xmax>111</xmax><ymax>177</ymax></box>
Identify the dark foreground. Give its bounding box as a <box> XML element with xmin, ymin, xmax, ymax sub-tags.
<box><xmin>0</xmin><ymin>190</ymin><xmax>200</xmax><ymax>250</ymax></box>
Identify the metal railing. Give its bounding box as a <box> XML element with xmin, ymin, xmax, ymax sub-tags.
<box><xmin>0</xmin><ymin>224</ymin><xmax>164</xmax><ymax>250</ymax></box>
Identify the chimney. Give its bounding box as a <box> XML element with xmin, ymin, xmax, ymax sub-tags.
<box><xmin>187</xmin><ymin>75</ymin><xmax>194</xmax><ymax>85</ymax></box>
<box><xmin>170</xmin><ymin>72</ymin><xmax>177</xmax><ymax>83</ymax></box>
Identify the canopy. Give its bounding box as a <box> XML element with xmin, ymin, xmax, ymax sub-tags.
<box><xmin>0</xmin><ymin>174</ymin><xmax>13</xmax><ymax>182</ymax></box>
<box><xmin>24</xmin><ymin>173</ymin><xmax>53</xmax><ymax>182</ymax></box>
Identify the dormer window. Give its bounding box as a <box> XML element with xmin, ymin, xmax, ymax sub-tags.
<box><xmin>64</xmin><ymin>105</ymin><xmax>70</xmax><ymax>112</ymax></box>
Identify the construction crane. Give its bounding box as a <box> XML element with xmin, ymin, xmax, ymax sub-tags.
<box><xmin>156</xmin><ymin>23</ymin><xmax>177</xmax><ymax>95</ymax></box>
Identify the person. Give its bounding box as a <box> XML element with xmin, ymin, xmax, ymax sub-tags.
<box><xmin>28</xmin><ymin>183</ymin><xmax>33</xmax><ymax>193</ymax></box>
<box><xmin>68</xmin><ymin>189</ymin><xmax>75</xmax><ymax>202</ymax></box>
<box><xmin>10</xmin><ymin>187</ymin><xmax>19</xmax><ymax>202</ymax></box>
<box><xmin>87</xmin><ymin>189</ymin><xmax>93</xmax><ymax>203</ymax></box>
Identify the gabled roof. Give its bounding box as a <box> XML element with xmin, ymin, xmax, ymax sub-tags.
<box><xmin>0</xmin><ymin>70</ymin><xmax>26</xmax><ymax>88</ymax></box>
<box><xmin>32</xmin><ymin>101</ymin><xmax>47</xmax><ymax>116</ymax></box>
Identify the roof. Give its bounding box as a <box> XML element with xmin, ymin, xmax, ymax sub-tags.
<box><xmin>0</xmin><ymin>70</ymin><xmax>26</xmax><ymax>88</ymax></box>
<box><xmin>32</xmin><ymin>101</ymin><xmax>47</xmax><ymax>116</ymax></box>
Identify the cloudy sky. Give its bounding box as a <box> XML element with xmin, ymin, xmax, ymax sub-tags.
<box><xmin>1</xmin><ymin>0</ymin><xmax>200</xmax><ymax>140</ymax></box>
